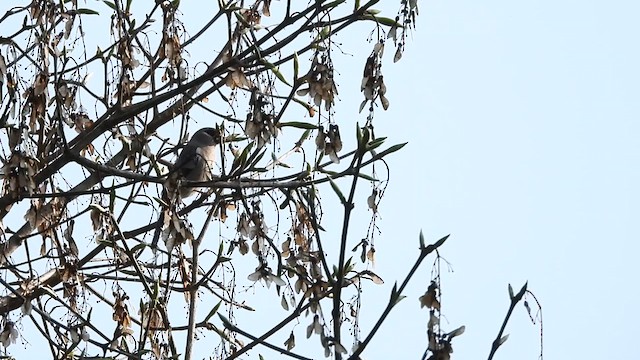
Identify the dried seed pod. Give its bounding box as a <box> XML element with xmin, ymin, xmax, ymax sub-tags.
<box><xmin>328</xmin><ymin>124</ymin><xmax>342</xmax><ymax>152</ymax></box>
<box><xmin>315</xmin><ymin>125</ymin><xmax>326</xmax><ymax>151</ymax></box>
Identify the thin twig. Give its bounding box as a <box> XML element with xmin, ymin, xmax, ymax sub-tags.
<box><xmin>185</xmin><ymin>205</ymin><xmax>217</xmax><ymax>360</ymax></box>
<box><xmin>333</xmin><ymin>132</ymin><xmax>367</xmax><ymax>360</ymax></box>
<box><xmin>487</xmin><ymin>282</ymin><xmax>528</xmax><ymax>360</ymax></box>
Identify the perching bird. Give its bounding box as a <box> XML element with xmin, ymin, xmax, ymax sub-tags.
<box><xmin>151</xmin><ymin>127</ymin><xmax>221</xmax><ymax>252</ymax></box>
<box><xmin>168</xmin><ymin>127</ymin><xmax>221</xmax><ymax>199</ymax></box>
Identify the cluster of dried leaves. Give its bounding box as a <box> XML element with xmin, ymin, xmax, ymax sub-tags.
<box><xmin>0</xmin><ymin>0</ymin><xmax>453</xmax><ymax>359</ymax></box>
<box><xmin>419</xmin><ymin>280</ymin><xmax>465</xmax><ymax>360</ymax></box>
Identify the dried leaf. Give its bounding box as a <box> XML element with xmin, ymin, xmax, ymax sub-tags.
<box><xmin>394</xmin><ymin>47</ymin><xmax>403</xmax><ymax>63</ymax></box>
<box><xmin>448</xmin><ymin>325</ymin><xmax>465</xmax><ymax>339</ymax></box>
<box><xmin>281</xmin><ymin>295</ymin><xmax>289</xmax><ymax>311</ymax></box>
<box><xmin>284</xmin><ymin>331</ymin><xmax>295</xmax><ymax>350</ymax></box>
<box><xmin>90</xmin><ymin>207</ymin><xmax>102</xmax><ymax>231</ymax></box>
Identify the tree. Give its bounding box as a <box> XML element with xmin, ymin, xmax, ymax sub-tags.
<box><xmin>0</xmin><ymin>1</ymin><xmax>539</xmax><ymax>359</ymax></box>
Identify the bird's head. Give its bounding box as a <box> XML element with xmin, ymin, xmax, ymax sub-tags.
<box><xmin>193</xmin><ymin>127</ymin><xmax>222</xmax><ymax>146</ymax></box>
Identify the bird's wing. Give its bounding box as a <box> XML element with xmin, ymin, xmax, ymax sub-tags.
<box><xmin>195</xmin><ymin>145</ymin><xmax>216</xmax><ymax>177</ymax></box>
<box><xmin>173</xmin><ymin>144</ymin><xmax>200</xmax><ymax>176</ymax></box>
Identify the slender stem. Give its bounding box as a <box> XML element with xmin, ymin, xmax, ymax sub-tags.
<box><xmin>333</xmin><ymin>147</ymin><xmax>366</xmax><ymax>359</ymax></box>
<box><xmin>108</xmin><ymin>212</ymin><xmax>153</xmax><ymax>297</ymax></box>
<box><xmin>185</xmin><ymin>205</ymin><xmax>217</xmax><ymax>360</ymax></box>
<box><xmin>304</xmin><ymin>189</ymin><xmax>333</xmax><ymax>285</ymax></box>
<box><xmin>487</xmin><ymin>282</ymin><xmax>528</xmax><ymax>360</ymax></box>
<box><xmin>184</xmin><ymin>244</ymin><xmax>200</xmax><ymax>360</ymax></box>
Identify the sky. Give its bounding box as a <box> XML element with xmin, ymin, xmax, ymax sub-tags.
<box><xmin>3</xmin><ymin>0</ymin><xmax>640</xmax><ymax>359</ymax></box>
<box><xmin>362</xmin><ymin>1</ymin><xmax>640</xmax><ymax>359</ymax></box>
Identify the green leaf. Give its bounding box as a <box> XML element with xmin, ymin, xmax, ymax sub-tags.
<box><xmin>394</xmin><ymin>295</ymin><xmax>407</xmax><ymax>305</ymax></box>
<box><xmin>76</xmin><ymin>8</ymin><xmax>100</xmax><ymax>15</ymax></box>
<box><xmin>153</xmin><ymin>279</ymin><xmax>160</xmax><ymax>301</ymax></box>
<box><xmin>319</xmin><ymin>26</ymin><xmax>331</xmax><ymax>40</ymax></box>
<box><xmin>327</xmin><ymin>176</ymin><xmax>346</xmax><ymax>204</ymax></box>
<box><xmin>96</xmin><ymin>238</ymin><xmax>115</xmax><ymax>247</ymax></box>
<box><xmin>293</xmin><ymin>52</ymin><xmax>299</xmax><ymax>80</ymax></box>
<box><xmin>278</xmin><ymin>121</ymin><xmax>318</xmax><ymax>130</ymax></box>
<box><xmin>291</xmin><ymin>96</ymin><xmax>315</xmax><ymax>112</ymax></box>
<box><xmin>226</xmin><ymin>134</ymin><xmax>248</xmax><ymax>142</ymax></box>
<box><xmin>422</xmin><ymin>234</ymin><xmax>450</xmax><ymax>254</ymax></box>
<box><xmin>357</xmin><ymin>172</ymin><xmax>378</xmax><ymax>182</ymax></box>
<box><xmin>204</xmin><ymin>301</ymin><xmax>222</xmax><ymax>323</ymax></box>
<box><xmin>376</xmin><ymin>16</ymin><xmax>402</xmax><ymax>27</ymax></box>
<box><xmin>279</xmin><ymin>196</ymin><xmax>290</xmax><ymax>210</ymax></box>
<box><xmin>295</xmin><ymin>129</ymin><xmax>311</xmax><ymax>147</ymax></box>
<box><xmin>231</xmin><ymin>142</ymin><xmax>254</xmax><ymax>174</ymax></box>
<box><xmin>172</xmin><ymin>0</ymin><xmax>181</xmax><ymax>9</ymax></box>
<box><xmin>359</xmin><ymin>126</ymin><xmax>370</xmax><ymax>154</ymax></box>
<box><xmin>315</xmin><ymin>151</ymin><xmax>325</xmax><ymax>167</ymax></box>
<box><xmin>371</xmin><ymin>142</ymin><xmax>407</xmax><ymax>160</ymax></box>
<box><xmin>344</xmin><ymin>257</ymin><xmax>352</xmax><ymax>274</ymax></box>
<box><xmin>130</xmin><ymin>243</ymin><xmax>146</xmax><ymax>254</ymax></box>
<box><xmin>366</xmin><ymin>137</ymin><xmax>387</xmax><ymax>151</ymax></box>
<box><xmin>390</xmin><ymin>282</ymin><xmax>398</xmax><ymax>301</ymax></box>
<box><xmin>102</xmin><ymin>0</ymin><xmax>116</xmax><ymax>10</ymax></box>
<box><xmin>119</xmin><ymin>269</ymin><xmax>138</xmax><ymax>277</ymax></box>
<box><xmin>325</xmin><ymin>0</ymin><xmax>347</xmax><ymax>9</ymax></box>
<box><xmin>261</xmin><ymin>59</ymin><xmax>291</xmax><ymax>87</ymax></box>
<box><xmin>246</xmin><ymin>148</ymin><xmax>266</xmax><ymax>170</ymax></box>
<box><xmin>319</xmin><ymin>169</ymin><xmax>338</xmax><ymax>177</ymax></box>
<box><xmin>153</xmin><ymin>196</ymin><xmax>169</xmax><ymax>208</ymax></box>
<box><xmin>517</xmin><ymin>282</ymin><xmax>528</xmax><ymax>299</ymax></box>
<box><xmin>218</xmin><ymin>314</ymin><xmax>234</xmax><ymax>329</ymax></box>
<box><xmin>363</xmin><ymin>15</ymin><xmax>403</xmax><ymax>27</ymax></box>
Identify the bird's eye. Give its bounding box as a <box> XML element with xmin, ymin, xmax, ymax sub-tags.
<box><xmin>206</xmin><ymin>129</ymin><xmax>221</xmax><ymax>140</ymax></box>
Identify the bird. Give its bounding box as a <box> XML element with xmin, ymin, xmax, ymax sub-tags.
<box><xmin>151</xmin><ymin>127</ymin><xmax>221</xmax><ymax>252</ymax></box>
<box><xmin>168</xmin><ymin>127</ymin><xmax>222</xmax><ymax>199</ymax></box>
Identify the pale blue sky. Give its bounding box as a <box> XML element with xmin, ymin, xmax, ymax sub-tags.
<box><xmin>3</xmin><ymin>0</ymin><xmax>640</xmax><ymax>359</ymax></box>
<box><xmin>363</xmin><ymin>1</ymin><xmax>640</xmax><ymax>359</ymax></box>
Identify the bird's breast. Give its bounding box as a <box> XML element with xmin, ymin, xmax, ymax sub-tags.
<box><xmin>196</xmin><ymin>145</ymin><xmax>217</xmax><ymax>177</ymax></box>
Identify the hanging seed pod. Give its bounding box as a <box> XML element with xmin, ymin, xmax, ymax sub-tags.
<box><xmin>315</xmin><ymin>125</ymin><xmax>326</xmax><ymax>151</ymax></box>
<box><xmin>328</xmin><ymin>124</ymin><xmax>342</xmax><ymax>152</ymax></box>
